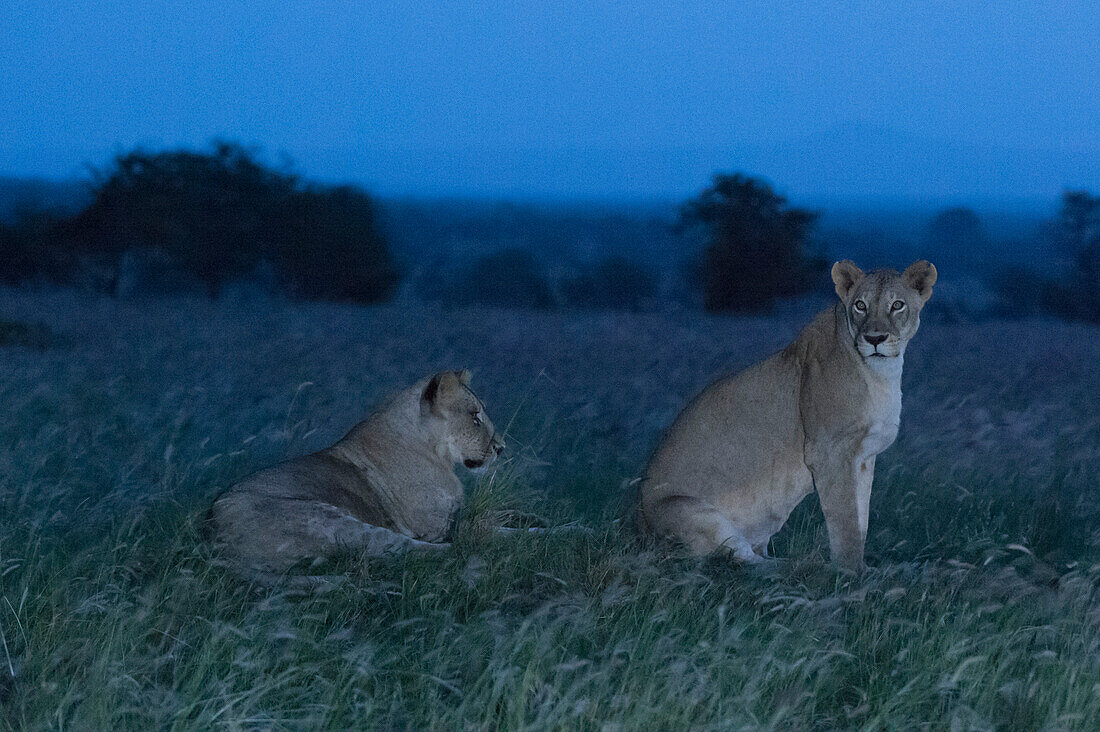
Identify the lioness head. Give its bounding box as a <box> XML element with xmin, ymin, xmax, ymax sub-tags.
<box><xmin>831</xmin><ymin>260</ymin><xmax>937</xmax><ymax>362</ymax></box>
<box><xmin>422</xmin><ymin>370</ymin><xmax>504</xmax><ymax>469</ymax></box>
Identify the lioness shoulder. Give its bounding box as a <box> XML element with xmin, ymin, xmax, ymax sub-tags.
<box><xmin>639</xmin><ymin>260</ymin><xmax>936</xmax><ymax>571</ymax></box>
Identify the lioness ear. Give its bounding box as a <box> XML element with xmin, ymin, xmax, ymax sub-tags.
<box><xmin>422</xmin><ymin>373</ymin><xmax>443</xmax><ymax>407</ymax></box>
<box><xmin>422</xmin><ymin>371</ymin><xmax>462</xmax><ymax>413</ymax></box>
<box><xmin>457</xmin><ymin>369</ymin><xmax>472</xmax><ymax>386</ymax></box>
<box><xmin>903</xmin><ymin>260</ymin><xmax>937</xmax><ymax>303</ymax></box>
<box><xmin>831</xmin><ymin>260</ymin><xmax>864</xmax><ymax>302</ymax></box>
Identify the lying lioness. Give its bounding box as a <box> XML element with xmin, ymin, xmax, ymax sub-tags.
<box><xmin>639</xmin><ymin>260</ymin><xmax>936</xmax><ymax>572</ymax></box>
<box><xmin>210</xmin><ymin>370</ymin><xmax>504</xmax><ymax>581</ymax></box>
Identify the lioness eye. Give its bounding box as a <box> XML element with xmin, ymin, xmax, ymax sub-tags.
<box><xmin>854</xmin><ymin>300</ymin><xmax>867</xmax><ymax>312</ymax></box>
<box><xmin>891</xmin><ymin>300</ymin><xmax>905</xmax><ymax>311</ymax></box>
<box><xmin>472</xmin><ymin>414</ymin><xmax>482</xmax><ymax>426</ymax></box>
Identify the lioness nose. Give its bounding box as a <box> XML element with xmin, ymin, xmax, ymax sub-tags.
<box><xmin>493</xmin><ymin>440</ymin><xmax>505</xmax><ymax>455</ymax></box>
<box><xmin>864</xmin><ymin>334</ymin><xmax>887</xmax><ymax>346</ymax></box>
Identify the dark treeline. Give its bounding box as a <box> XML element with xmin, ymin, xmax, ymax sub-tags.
<box><xmin>0</xmin><ymin>143</ymin><xmax>398</xmax><ymax>303</ymax></box>
<box><xmin>1</xmin><ymin>142</ymin><xmax>1098</xmax><ymax>322</ymax></box>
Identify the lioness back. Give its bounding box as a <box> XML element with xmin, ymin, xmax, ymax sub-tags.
<box><xmin>640</xmin><ymin>331</ymin><xmax>814</xmax><ymax>559</ymax></box>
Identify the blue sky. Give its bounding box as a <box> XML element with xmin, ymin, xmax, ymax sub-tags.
<box><xmin>2</xmin><ymin>1</ymin><xmax>1098</xmax><ymax>200</ymax></box>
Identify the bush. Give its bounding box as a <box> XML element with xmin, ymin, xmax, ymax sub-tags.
<box><xmin>47</xmin><ymin>142</ymin><xmax>399</xmax><ymax>302</ymax></box>
<box><xmin>445</xmin><ymin>248</ymin><xmax>553</xmax><ymax>309</ymax></box>
<box><xmin>681</xmin><ymin>173</ymin><xmax>823</xmax><ymax>313</ymax></box>
<box><xmin>561</xmin><ymin>256</ymin><xmax>657</xmax><ymax>311</ymax></box>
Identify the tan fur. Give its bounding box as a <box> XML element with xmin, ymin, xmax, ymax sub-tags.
<box><xmin>639</xmin><ymin>261</ymin><xmax>936</xmax><ymax>572</ymax></box>
<box><xmin>210</xmin><ymin>370</ymin><xmax>503</xmax><ymax>581</ymax></box>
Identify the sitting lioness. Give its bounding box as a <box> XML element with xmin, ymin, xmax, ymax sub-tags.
<box><xmin>210</xmin><ymin>370</ymin><xmax>504</xmax><ymax>580</ymax></box>
<box><xmin>639</xmin><ymin>260</ymin><xmax>936</xmax><ymax>572</ymax></box>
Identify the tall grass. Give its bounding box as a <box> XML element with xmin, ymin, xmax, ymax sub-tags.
<box><xmin>1</xmin><ymin>289</ymin><xmax>1099</xmax><ymax>728</ymax></box>
<box><xmin>4</xmin><ymin>476</ymin><xmax>1100</xmax><ymax>729</ymax></box>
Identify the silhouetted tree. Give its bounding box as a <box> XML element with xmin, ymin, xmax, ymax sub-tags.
<box><xmin>59</xmin><ymin>142</ymin><xmax>399</xmax><ymax>301</ymax></box>
<box><xmin>681</xmin><ymin>174</ymin><xmax>822</xmax><ymax>312</ymax></box>
<box><xmin>561</xmin><ymin>256</ymin><xmax>657</xmax><ymax>311</ymax></box>
<box><xmin>66</xmin><ymin>142</ymin><xmax>294</xmax><ymax>291</ymax></box>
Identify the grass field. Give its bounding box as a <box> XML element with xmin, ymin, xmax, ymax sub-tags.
<box><xmin>2</xmin><ymin>288</ymin><xmax>1099</xmax><ymax>729</ymax></box>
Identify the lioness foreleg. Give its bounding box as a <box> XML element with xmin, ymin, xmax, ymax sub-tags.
<box><xmin>808</xmin><ymin>453</ymin><xmax>867</xmax><ymax>573</ymax></box>
<box><xmin>269</xmin><ymin>500</ymin><xmax>449</xmax><ymax>557</ymax></box>
<box><xmin>855</xmin><ymin>455</ymin><xmax>875</xmax><ymax>545</ymax></box>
